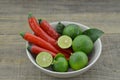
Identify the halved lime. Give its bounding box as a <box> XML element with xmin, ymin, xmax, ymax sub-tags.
<box><xmin>57</xmin><ymin>35</ymin><xmax>72</xmax><ymax>49</ymax></box>
<box><xmin>36</xmin><ymin>52</ymin><xmax>53</xmax><ymax>67</ymax></box>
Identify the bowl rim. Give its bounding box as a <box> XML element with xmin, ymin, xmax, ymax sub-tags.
<box><xmin>26</xmin><ymin>21</ymin><xmax>102</xmax><ymax>75</ymax></box>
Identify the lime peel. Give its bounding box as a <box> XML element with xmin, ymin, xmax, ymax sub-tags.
<box><xmin>54</xmin><ymin>53</ymin><xmax>65</xmax><ymax>60</ymax></box>
<box><xmin>69</xmin><ymin>51</ymin><xmax>88</xmax><ymax>70</ymax></box>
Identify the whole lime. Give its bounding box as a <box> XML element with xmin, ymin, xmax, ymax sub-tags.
<box><xmin>69</xmin><ymin>51</ymin><xmax>88</xmax><ymax>70</ymax></box>
<box><xmin>53</xmin><ymin>54</ymin><xmax>68</xmax><ymax>72</ymax></box>
<box><xmin>72</xmin><ymin>35</ymin><xmax>94</xmax><ymax>55</ymax></box>
<box><xmin>54</xmin><ymin>53</ymin><xmax>65</xmax><ymax>60</ymax></box>
<box><xmin>62</xmin><ymin>24</ymin><xmax>82</xmax><ymax>39</ymax></box>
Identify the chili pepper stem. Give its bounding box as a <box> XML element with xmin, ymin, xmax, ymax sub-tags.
<box><xmin>28</xmin><ymin>12</ymin><xmax>32</xmax><ymax>18</ymax></box>
<box><xmin>20</xmin><ymin>32</ymin><xmax>25</xmax><ymax>37</ymax></box>
<box><xmin>27</xmin><ymin>46</ymin><xmax>31</xmax><ymax>51</ymax></box>
<box><xmin>38</xmin><ymin>19</ymin><xmax>42</xmax><ymax>24</ymax></box>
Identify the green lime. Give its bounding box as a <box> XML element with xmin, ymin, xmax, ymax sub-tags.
<box><xmin>57</xmin><ymin>35</ymin><xmax>72</xmax><ymax>49</ymax></box>
<box><xmin>62</xmin><ymin>24</ymin><xmax>82</xmax><ymax>39</ymax></box>
<box><xmin>72</xmin><ymin>35</ymin><xmax>94</xmax><ymax>55</ymax></box>
<box><xmin>54</xmin><ymin>53</ymin><xmax>65</xmax><ymax>60</ymax></box>
<box><xmin>52</xmin><ymin>53</ymin><xmax>68</xmax><ymax>72</ymax></box>
<box><xmin>69</xmin><ymin>51</ymin><xmax>88</xmax><ymax>70</ymax></box>
<box><xmin>36</xmin><ymin>52</ymin><xmax>53</xmax><ymax>67</ymax></box>
<box><xmin>53</xmin><ymin>57</ymin><xmax>68</xmax><ymax>72</ymax></box>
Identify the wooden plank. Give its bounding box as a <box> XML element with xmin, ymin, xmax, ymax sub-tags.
<box><xmin>0</xmin><ymin>0</ymin><xmax>120</xmax><ymax>13</ymax></box>
<box><xmin>0</xmin><ymin>0</ymin><xmax>120</xmax><ymax>80</ymax></box>
<box><xmin>0</xmin><ymin>34</ymin><xmax>120</xmax><ymax>80</ymax></box>
<box><xmin>0</xmin><ymin>0</ymin><xmax>120</xmax><ymax>34</ymax></box>
<box><xmin>0</xmin><ymin>13</ymin><xmax>120</xmax><ymax>34</ymax></box>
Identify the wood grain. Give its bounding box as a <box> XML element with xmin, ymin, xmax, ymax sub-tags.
<box><xmin>0</xmin><ymin>34</ymin><xmax>120</xmax><ymax>80</ymax></box>
<box><xmin>0</xmin><ymin>0</ymin><xmax>120</xmax><ymax>80</ymax></box>
<box><xmin>0</xmin><ymin>13</ymin><xmax>120</xmax><ymax>34</ymax></box>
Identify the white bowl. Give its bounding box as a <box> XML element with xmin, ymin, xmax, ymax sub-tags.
<box><xmin>26</xmin><ymin>21</ymin><xmax>102</xmax><ymax>78</ymax></box>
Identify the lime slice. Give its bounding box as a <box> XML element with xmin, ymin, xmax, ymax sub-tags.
<box><xmin>36</xmin><ymin>52</ymin><xmax>53</xmax><ymax>67</ymax></box>
<box><xmin>57</xmin><ymin>35</ymin><xmax>72</xmax><ymax>49</ymax></box>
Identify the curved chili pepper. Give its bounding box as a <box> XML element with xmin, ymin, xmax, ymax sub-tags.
<box><xmin>39</xmin><ymin>19</ymin><xmax>60</xmax><ymax>40</ymax></box>
<box><xmin>27</xmin><ymin>45</ymin><xmax>56</xmax><ymax>57</ymax></box>
<box><xmin>20</xmin><ymin>32</ymin><xmax>59</xmax><ymax>53</ymax></box>
<box><xmin>28</xmin><ymin>14</ymin><xmax>72</xmax><ymax>55</ymax></box>
<box><xmin>28</xmin><ymin>13</ymin><xmax>56</xmax><ymax>44</ymax></box>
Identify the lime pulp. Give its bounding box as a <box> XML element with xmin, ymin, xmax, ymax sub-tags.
<box><xmin>36</xmin><ymin>52</ymin><xmax>53</xmax><ymax>67</ymax></box>
<box><xmin>57</xmin><ymin>35</ymin><xmax>72</xmax><ymax>49</ymax></box>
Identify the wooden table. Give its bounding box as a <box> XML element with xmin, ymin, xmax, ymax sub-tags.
<box><xmin>0</xmin><ymin>0</ymin><xmax>120</xmax><ymax>80</ymax></box>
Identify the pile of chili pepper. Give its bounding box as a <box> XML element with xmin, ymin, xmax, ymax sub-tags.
<box><xmin>20</xmin><ymin>13</ymin><xmax>72</xmax><ymax>59</ymax></box>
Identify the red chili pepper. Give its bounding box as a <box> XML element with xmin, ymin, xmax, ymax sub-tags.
<box><xmin>38</xmin><ymin>19</ymin><xmax>72</xmax><ymax>54</ymax></box>
<box><xmin>27</xmin><ymin>45</ymin><xmax>56</xmax><ymax>57</ymax></box>
<box><xmin>52</xmin><ymin>43</ymin><xmax>73</xmax><ymax>55</ymax></box>
<box><xmin>28</xmin><ymin>14</ymin><xmax>72</xmax><ymax>55</ymax></box>
<box><xmin>20</xmin><ymin>32</ymin><xmax>59</xmax><ymax>53</ymax></box>
<box><xmin>39</xmin><ymin>19</ymin><xmax>60</xmax><ymax>40</ymax></box>
<box><xmin>28</xmin><ymin>45</ymin><xmax>70</xmax><ymax>59</ymax></box>
<box><xmin>28</xmin><ymin>13</ymin><xmax>56</xmax><ymax>44</ymax></box>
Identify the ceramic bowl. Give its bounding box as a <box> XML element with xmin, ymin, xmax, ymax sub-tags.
<box><xmin>26</xmin><ymin>21</ymin><xmax>102</xmax><ymax>78</ymax></box>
